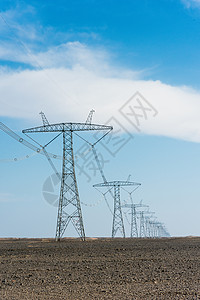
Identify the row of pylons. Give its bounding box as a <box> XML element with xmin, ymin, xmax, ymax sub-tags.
<box><xmin>1</xmin><ymin>110</ymin><xmax>170</xmax><ymax>240</ymax></box>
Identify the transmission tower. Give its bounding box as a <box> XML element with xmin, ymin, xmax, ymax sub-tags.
<box><xmin>139</xmin><ymin>211</ymin><xmax>145</xmax><ymax>237</ymax></box>
<box><xmin>130</xmin><ymin>204</ymin><xmax>138</xmax><ymax>237</ymax></box>
<box><xmin>136</xmin><ymin>205</ymin><xmax>151</xmax><ymax>238</ymax></box>
<box><xmin>149</xmin><ymin>220</ymin><xmax>170</xmax><ymax>238</ymax></box>
<box><xmin>123</xmin><ymin>202</ymin><xmax>146</xmax><ymax>237</ymax></box>
<box><xmin>148</xmin><ymin>219</ymin><xmax>156</xmax><ymax>238</ymax></box>
<box><xmin>93</xmin><ymin>181</ymin><xmax>141</xmax><ymax>238</ymax></box>
<box><xmin>123</xmin><ymin>203</ymin><xmax>138</xmax><ymax>237</ymax></box>
<box><xmin>23</xmin><ymin>116</ymin><xmax>112</xmax><ymax>241</ymax></box>
<box><xmin>144</xmin><ymin>212</ymin><xmax>155</xmax><ymax>238</ymax></box>
<box><xmin>155</xmin><ymin>222</ymin><xmax>167</xmax><ymax>238</ymax></box>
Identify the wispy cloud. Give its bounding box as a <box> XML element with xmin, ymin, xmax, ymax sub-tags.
<box><xmin>181</xmin><ymin>0</ymin><xmax>200</xmax><ymax>8</ymax></box>
<box><xmin>0</xmin><ymin>5</ymin><xmax>103</xmax><ymax>55</ymax></box>
<box><xmin>0</xmin><ymin>38</ymin><xmax>143</xmax><ymax>78</ymax></box>
<box><xmin>0</xmin><ymin>5</ymin><xmax>40</xmax><ymax>42</ymax></box>
<box><xmin>0</xmin><ymin>6</ymin><xmax>120</xmax><ymax>75</ymax></box>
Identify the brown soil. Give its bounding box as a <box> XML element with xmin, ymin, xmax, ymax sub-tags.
<box><xmin>0</xmin><ymin>237</ymin><xmax>200</xmax><ymax>299</ymax></box>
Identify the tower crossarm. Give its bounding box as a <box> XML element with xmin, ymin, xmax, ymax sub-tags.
<box><xmin>93</xmin><ymin>181</ymin><xmax>141</xmax><ymax>188</ymax></box>
<box><xmin>122</xmin><ymin>203</ymin><xmax>147</xmax><ymax>209</ymax></box>
<box><xmin>23</xmin><ymin>122</ymin><xmax>112</xmax><ymax>133</ymax></box>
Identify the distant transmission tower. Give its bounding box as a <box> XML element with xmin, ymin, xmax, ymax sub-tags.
<box><xmin>123</xmin><ymin>202</ymin><xmax>146</xmax><ymax>237</ymax></box>
<box><xmin>93</xmin><ymin>181</ymin><xmax>141</xmax><ymax>238</ymax></box>
<box><xmin>22</xmin><ymin>112</ymin><xmax>112</xmax><ymax>241</ymax></box>
<box><xmin>139</xmin><ymin>211</ymin><xmax>145</xmax><ymax>237</ymax></box>
<box><xmin>144</xmin><ymin>212</ymin><xmax>155</xmax><ymax>238</ymax></box>
<box><xmin>138</xmin><ymin>207</ymin><xmax>150</xmax><ymax>238</ymax></box>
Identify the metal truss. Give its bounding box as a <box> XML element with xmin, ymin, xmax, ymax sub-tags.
<box><xmin>123</xmin><ymin>203</ymin><xmax>147</xmax><ymax>238</ymax></box>
<box><xmin>39</xmin><ymin>111</ymin><xmax>49</xmax><ymax>126</ymax></box>
<box><xmin>85</xmin><ymin>109</ymin><xmax>95</xmax><ymax>124</ymax></box>
<box><xmin>23</xmin><ymin>123</ymin><xmax>112</xmax><ymax>133</ymax></box>
<box><xmin>130</xmin><ymin>205</ymin><xmax>138</xmax><ymax>238</ymax></box>
<box><xmin>139</xmin><ymin>211</ymin><xmax>146</xmax><ymax>238</ymax></box>
<box><xmin>23</xmin><ymin>122</ymin><xmax>112</xmax><ymax>241</ymax></box>
<box><xmin>1</xmin><ymin>114</ymin><xmax>171</xmax><ymax>240</ymax></box>
<box><xmin>93</xmin><ymin>181</ymin><xmax>141</xmax><ymax>238</ymax></box>
<box><xmin>96</xmin><ymin>181</ymin><xmax>141</xmax><ymax>188</ymax></box>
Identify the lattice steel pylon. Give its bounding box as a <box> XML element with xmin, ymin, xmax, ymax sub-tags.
<box><xmin>126</xmin><ymin>204</ymin><xmax>138</xmax><ymax>238</ymax></box>
<box><xmin>130</xmin><ymin>204</ymin><xmax>138</xmax><ymax>237</ymax></box>
<box><xmin>123</xmin><ymin>203</ymin><xmax>145</xmax><ymax>238</ymax></box>
<box><xmin>139</xmin><ymin>211</ymin><xmax>146</xmax><ymax>238</ymax></box>
<box><xmin>23</xmin><ymin>121</ymin><xmax>112</xmax><ymax>241</ymax></box>
<box><xmin>93</xmin><ymin>181</ymin><xmax>141</xmax><ymax>238</ymax></box>
<box><xmin>144</xmin><ymin>212</ymin><xmax>155</xmax><ymax>238</ymax></box>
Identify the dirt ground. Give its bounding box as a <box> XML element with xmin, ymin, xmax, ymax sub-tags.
<box><xmin>0</xmin><ymin>237</ymin><xmax>200</xmax><ymax>299</ymax></box>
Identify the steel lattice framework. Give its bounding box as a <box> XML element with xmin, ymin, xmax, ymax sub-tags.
<box><xmin>123</xmin><ymin>203</ymin><xmax>148</xmax><ymax>238</ymax></box>
<box><xmin>23</xmin><ymin>122</ymin><xmax>112</xmax><ymax>241</ymax></box>
<box><xmin>93</xmin><ymin>181</ymin><xmax>141</xmax><ymax>238</ymax></box>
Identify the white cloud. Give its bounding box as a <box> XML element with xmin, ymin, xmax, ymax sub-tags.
<box><xmin>1</xmin><ymin>57</ymin><xmax>200</xmax><ymax>143</ymax></box>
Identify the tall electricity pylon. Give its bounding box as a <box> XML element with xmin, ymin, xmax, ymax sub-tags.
<box><xmin>155</xmin><ymin>222</ymin><xmax>168</xmax><ymax>238</ymax></box>
<box><xmin>139</xmin><ymin>211</ymin><xmax>146</xmax><ymax>237</ymax></box>
<box><xmin>136</xmin><ymin>206</ymin><xmax>151</xmax><ymax>238</ymax></box>
<box><xmin>23</xmin><ymin>117</ymin><xmax>112</xmax><ymax>241</ymax></box>
<box><xmin>93</xmin><ymin>181</ymin><xmax>141</xmax><ymax>238</ymax></box>
<box><xmin>149</xmin><ymin>221</ymin><xmax>169</xmax><ymax>238</ymax></box>
<box><xmin>121</xmin><ymin>185</ymin><xmax>141</xmax><ymax>238</ymax></box>
<box><xmin>144</xmin><ymin>212</ymin><xmax>155</xmax><ymax>237</ymax></box>
<box><xmin>123</xmin><ymin>202</ymin><xmax>147</xmax><ymax>237</ymax></box>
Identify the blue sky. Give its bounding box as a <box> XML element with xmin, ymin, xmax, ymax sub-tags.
<box><xmin>1</xmin><ymin>0</ymin><xmax>200</xmax><ymax>238</ymax></box>
<box><xmin>1</xmin><ymin>0</ymin><xmax>200</xmax><ymax>86</ymax></box>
